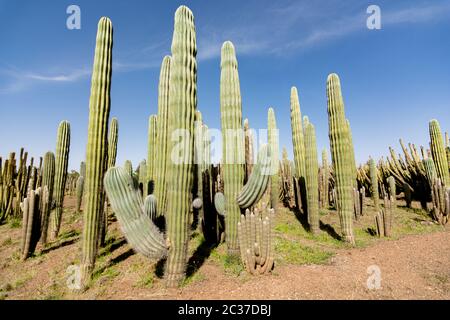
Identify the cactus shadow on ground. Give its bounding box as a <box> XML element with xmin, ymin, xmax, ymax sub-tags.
<box><xmin>319</xmin><ymin>221</ymin><xmax>341</xmax><ymax>241</ymax></box>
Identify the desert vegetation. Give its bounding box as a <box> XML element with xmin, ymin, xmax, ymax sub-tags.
<box><xmin>0</xmin><ymin>5</ymin><xmax>449</xmax><ymax>300</ymax></box>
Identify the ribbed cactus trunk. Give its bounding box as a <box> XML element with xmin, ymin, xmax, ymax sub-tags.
<box><xmin>154</xmin><ymin>56</ymin><xmax>171</xmax><ymax>216</ymax></box>
<box><xmin>138</xmin><ymin>160</ymin><xmax>147</xmax><ymax>196</ymax></box>
<box><xmin>267</xmin><ymin>108</ymin><xmax>279</xmax><ymax>209</ymax></box>
<box><xmin>290</xmin><ymin>87</ymin><xmax>306</xmax><ymax>212</ymax></box>
<box><xmin>429</xmin><ymin>119</ymin><xmax>450</xmax><ymax>187</ymax></box>
<box><xmin>124</xmin><ymin>160</ymin><xmax>132</xmax><ymax>176</ymax></box>
<box><xmin>346</xmin><ymin>119</ymin><xmax>357</xmax><ymax>188</ymax></box>
<box><xmin>326</xmin><ymin>73</ymin><xmax>355</xmax><ymax>245</ymax></box>
<box><xmin>369</xmin><ymin>158</ymin><xmax>379</xmax><ymax>211</ymax></box>
<box><xmin>147</xmin><ymin>115</ymin><xmax>157</xmax><ymax>195</ymax></box>
<box><xmin>164</xmin><ymin>5</ymin><xmax>197</xmax><ymax>287</ymax></box>
<box><xmin>107</xmin><ymin>118</ymin><xmax>118</xmax><ymax>170</ymax></box>
<box><xmin>244</xmin><ymin>118</ymin><xmax>254</xmax><ymax>181</ymax></box>
<box><xmin>194</xmin><ymin>110</ymin><xmax>204</xmax><ymax>229</ymax></box>
<box><xmin>51</xmin><ymin>120</ymin><xmax>71</xmax><ymax>240</ymax></box>
<box><xmin>76</xmin><ymin>176</ymin><xmax>84</xmax><ymax>212</ymax></box>
<box><xmin>305</xmin><ymin>122</ymin><xmax>319</xmax><ymax>234</ymax></box>
<box><xmin>322</xmin><ymin>149</ymin><xmax>330</xmax><ymax>208</ymax></box>
<box><xmin>220</xmin><ymin>41</ymin><xmax>245</xmax><ymax>255</ymax></box>
<box><xmin>80</xmin><ymin>17</ymin><xmax>113</xmax><ymax>286</ymax></box>
<box><xmin>40</xmin><ymin>151</ymin><xmax>55</xmax><ymax>245</ymax></box>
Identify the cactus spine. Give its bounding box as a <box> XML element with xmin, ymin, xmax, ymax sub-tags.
<box><xmin>147</xmin><ymin>115</ymin><xmax>157</xmax><ymax>195</ymax></box>
<box><xmin>304</xmin><ymin>122</ymin><xmax>319</xmax><ymax>234</ymax></box>
<box><xmin>369</xmin><ymin>158</ymin><xmax>379</xmax><ymax>211</ymax></box>
<box><xmin>267</xmin><ymin>108</ymin><xmax>279</xmax><ymax>209</ymax></box>
<box><xmin>154</xmin><ymin>56</ymin><xmax>171</xmax><ymax>216</ymax></box>
<box><xmin>80</xmin><ymin>17</ymin><xmax>113</xmax><ymax>286</ymax></box>
<box><xmin>40</xmin><ymin>151</ymin><xmax>55</xmax><ymax>245</ymax></box>
<box><xmin>429</xmin><ymin>119</ymin><xmax>450</xmax><ymax>187</ymax></box>
<box><xmin>164</xmin><ymin>5</ymin><xmax>197</xmax><ymax>287</ymax></box>
<box><xmin>220</xmin><ymin>41</ymin><xmax>245</xmax><ymax>254</ymax></box>
<box><xmin>326</xmin><ymin>73</ymin><xmax>355</xmax><ymax>244</ymax></box>
<box><xmin>51</xmin><ymin>120</ymin><xmax>71</xmax><ymax>239</ymax></box>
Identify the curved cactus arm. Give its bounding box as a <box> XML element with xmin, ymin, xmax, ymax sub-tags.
<box><xmin>104</xmin><ymin>167</ymin><xmax>168</xmax><ymax>259</ymax></box>
<box><xmin>143</xmin><ymin>194</ymin><xmax>157</xmax><ymax>221</ymax></box>
<box><xmin>237</xmin><ymin>144</ymin><xmax>271</xmax><ymax>209</ymax></box>
<box><xmin>214</xmin><ymin>192</ymin><xmax>225</xmax><ymax>216</ymax></box>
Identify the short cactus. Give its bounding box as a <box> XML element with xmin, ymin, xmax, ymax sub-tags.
<box><xmin>369</xmin><ymin>158</ymin><xmax>379</xmax><ymax>211</ymax></box>
<box><xmin>76</xmin><ymin>176</ymin><xmax>84</xmax><ymax>212</ymax></box>
<box><xmin>237</xmin><ymin>208</ymin><xmax>274</xmax><ymax>274</ymax></box>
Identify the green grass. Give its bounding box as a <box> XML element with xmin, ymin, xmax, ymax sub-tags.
<box><xmin>275</xmin><ymin>237</ymin><xmax>333</xmax><ymax>265</ymax></box>
<box><xmin>210</xmin><ymin>246</ymin><xmax>244</xmax><ymax>277</ymax></box>
<box><xmin>9</xmin><ymin>218</ymin><xmax>21</xmax><ymax>229</ymax></box>
<box><xmin>135</xmin><ymin>271</ymin><xmax>155</xmax><ymax>289</ymax></box>
<box><xmin>2</xmin><ymin>237</ymin><xmax>12</xmax><ymax>246</ymax></box>
<box><xmin>182</xmin><ymin>271</ymin><xmax>206</xmax><ymax>287</ymax></box>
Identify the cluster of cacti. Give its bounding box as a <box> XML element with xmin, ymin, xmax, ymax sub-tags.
<box><xmin>375</xmin><ymin>196</ymin><xmax>393</xmax><ymax>237</ymax></box>
<box><xmin>5</xmin><ymin>4</ymin><xmax>450</xmax><ymax>296</ymax></box>
<box><xmin>220</xmin><ymin>40</ymin><xmax>245</xmax><ymax>255</ymax></box>
<box><xmin>21</xmin><ymin>185</ymin><xmax>48</xmax><ymax>260</ymax></box>
<box><xmin>326</xmin><ymin>74</ymin><xmax>355</xmax><ymax>244</ymax></box>
<box><xmin>51</xmin><ymin>120</ymin><xmax>71</xmax><ymax>240</ymax></box>
<box><xmin>80</xmin><ymin>16</ymin><xmax>113</xmax><ymax>287</ymax></box>
<box><xmin>237</xmin><ymin>208</ymin><xmax>274</xmax><ymax>274</ymax></box>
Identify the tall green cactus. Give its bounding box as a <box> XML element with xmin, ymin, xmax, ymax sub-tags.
<box><xmin>267</xmin><ymin>108</ymin><xmax>279</xmax><ymax>209</ymax></box>
<box><xmin>304</xmin><ymin>122</ymin><xmax>319</xmax><ymax>234</ymax></box>
<box><xmin>51</xmin><ymin>120</ymin><xmax>71</xmax><ymax>239</ymax></box>
<box><xmin>290</xmin><ymin>87</ymin><xmax>306</xmax><ymax>179</ymax></box>
<box><xmin>154</xmin><ymin>56</ymin><xmax>171</xmax><ymax>216</ymax></box>
<box><xmin>138</xmin><ymin>160</ymin><xmax>147</xmax><ymax>196</ymax></box>
<box><xmin>429</xmin><ymin>119</ymin><xmax>450</xmax><ymax>187</ymax></box>
<box><xmin>290</xmin><ymin>87</ymin><xmax>306</xmax><ymax>213</ymax></box>
<box><xmin>244</xmin><ymin>118</ymin><xmax>254</xmax><ymax>181</ymax></box>
<box><xmin>164</xmin><ymin>5</ymin><xmax>197</xmax><ymax>287</ymax></box>
<box><xmin>124</xmin><ymin>160</ymin><xmax>132</xmax><ymax>176</ymax></box>
<box><xmin>147</xmin><ymin>115</ymin><xmax>157</xmax><ymax>195</ymax></box>
<box><xmin>220</xmin><ymin>40</ymin><xmax>245</xmax><ymax>255</ymax></box>
<box><xmin>80</xmin><ymin>161</ymin><xmax>86</xmax><ymax>178</ymax></box>
<box><xmin>80</xmin><ymin>17</ymin><xmax>113</xmax><ymax>286</ymax></box>
<box><xmin>40</xmin><ymin>151</ymin><xmax>55</xmax><ymax>245</ymax></box>
<box><xmin>369</xmin><ymin>158</ymin><xmax>379</xmax><ymax>211</ymax></box>
<box><xmin>326</xmin><ymin>73</ymin><xmax>355</xmax><ymax>244</ymax></box>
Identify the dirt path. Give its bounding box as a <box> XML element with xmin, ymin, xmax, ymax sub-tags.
<box><xmin>160</xmin><ymin>231</ymin><xmax>450</xmax><ymax>300</ymax></box>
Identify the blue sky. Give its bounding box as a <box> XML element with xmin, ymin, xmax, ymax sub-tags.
<box><xmin>1</xmin><ymin>0</ymin><xmax>449</xmax><ymax>170</ymax></box>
